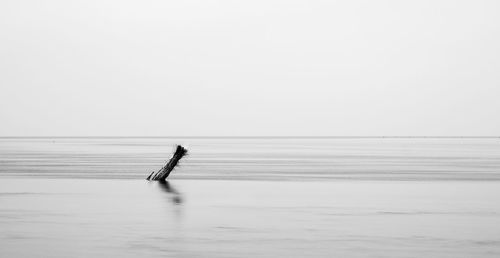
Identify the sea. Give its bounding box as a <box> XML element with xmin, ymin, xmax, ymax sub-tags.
<box><xmin>1</xmin><ymin>137</ymin><xmax>500</xmax><ymax>257</ymax></box>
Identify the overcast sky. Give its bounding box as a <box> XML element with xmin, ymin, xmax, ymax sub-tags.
<box><xmin>1</xmin><ymin>0</ymin><xmax>499</xmax><ymax>136</ymax></box>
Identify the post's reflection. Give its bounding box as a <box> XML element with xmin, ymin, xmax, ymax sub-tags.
<box><xmin>157</xmin><ymin>180</ymin><xmax>183</xmax><ymax>205</ymax></box>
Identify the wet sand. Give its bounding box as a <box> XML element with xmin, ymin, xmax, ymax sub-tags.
<box><xmin>1</xmin><ymin>178</ymin><xmax>500</xmax><ymax>257</ymax></box>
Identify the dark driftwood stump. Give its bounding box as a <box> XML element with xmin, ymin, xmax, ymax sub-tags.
<box><xmin>147</xmin><ymin>145</ymin><xmax>187</xmax><ymax>181</ymax></box>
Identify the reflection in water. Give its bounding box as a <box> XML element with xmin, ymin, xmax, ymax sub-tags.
<box><xmin>2</xmin><ymin>179</ymin><xmax>500</xmax><ymax>257</ymax></box>
<box><xmin>158</xmin><ymin>180</ymin><xmax>183</xmax><ymax>205</ymax></box>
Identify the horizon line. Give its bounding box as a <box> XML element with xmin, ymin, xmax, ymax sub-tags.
<box><xmin>0</xmin><ymin>136</ymin><xmax>499</xmax><ymax>139</ymax></box>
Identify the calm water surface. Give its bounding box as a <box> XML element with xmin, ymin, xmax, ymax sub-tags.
<box><xmin>1</xmin><ymin>138</ymin><xmax>500</xmax><ymax>257</ymax></box>
<box><xmin>1</xmin><ymin>137</ymin><xmax>500</xmax><ymax>180</ymax></box>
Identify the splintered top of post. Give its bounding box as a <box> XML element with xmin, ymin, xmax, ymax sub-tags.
<box><xmin>174</xmin><ymin>145</ymin><xmax>187</xmax><ymax>157</ymax></box>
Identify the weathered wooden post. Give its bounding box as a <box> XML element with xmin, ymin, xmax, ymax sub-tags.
<box><xmin>147</xmin><ymin>145</ymin><xmax>187</xmax><ymax>181</ymax></box>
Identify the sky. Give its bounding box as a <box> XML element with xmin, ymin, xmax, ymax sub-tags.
<box><xmin>1</xmin><ymin>0</ymin><xmax>499</xmax><ymax>136</ymax></box>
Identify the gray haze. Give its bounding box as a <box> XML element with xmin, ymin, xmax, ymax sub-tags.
<box><xmin>1</xmin><ymin>0</ymin><xmax>499</xmax><ymax>136</ymax></box>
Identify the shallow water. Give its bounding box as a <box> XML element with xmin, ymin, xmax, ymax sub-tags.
<box><xmin>1</xmin><ymin>137</ymin><xmax>500</xmax><ymax>180</ymax></box>
<box><xmin>1</xmin><ymin>179</ymin><xmax>500</xmax><ymax>257</ymax></box>
<box><xmin>1</xmin><ymin>138</ymin><xmax>500</xmax><ymax>257</ymax></box>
